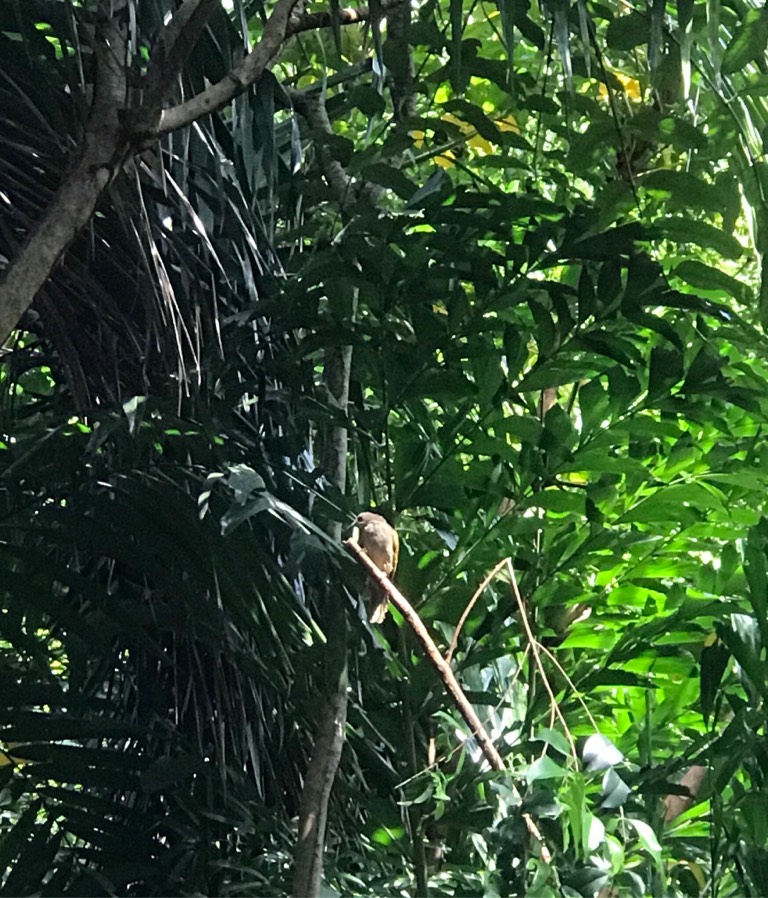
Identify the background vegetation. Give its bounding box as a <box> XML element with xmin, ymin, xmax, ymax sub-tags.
<box><xmin>2</xmin><ymin>0</ymin><xmax>768</xmax><ymax>895</ymax></box>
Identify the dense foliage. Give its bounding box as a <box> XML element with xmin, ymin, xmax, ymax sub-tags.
<box><xmin>3</xmin><ymin>0</ymin><xmax>768</xmax><ymax>895</ymax></box>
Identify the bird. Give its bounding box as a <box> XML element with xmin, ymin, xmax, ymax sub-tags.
<box><xmin>355</xmin><ymin>511</ymin><xmax>399</xmax><ymax>623</ymax></box>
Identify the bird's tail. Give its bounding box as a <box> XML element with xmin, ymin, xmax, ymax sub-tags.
<box><xmin>366</xmin><ymin>582</ymin><xmax>389</xmax><ymax>623</ymax></box>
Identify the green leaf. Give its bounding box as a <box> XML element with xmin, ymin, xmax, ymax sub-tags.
<box><xmin>648</xmin><ymin>345</ymin><xmax>684</xmax><ymax>396</ymax></box>
<box><xmin>656</xmin><ymin>116</ymin><xmax>707</xmax><ymax>151</ymax></box>
<box><xmin>524</xmin><ymin>756</ymin><xmax>568</xmax><ymax>783</ymax></box>
<box><xmin>1</xmin><ymin>818</ymin><xmax>59</xmax><ymax>895</ymax></box>
<box><xmin>655</xmin><ymin>217</ymin><xmax>742</xmax><ymax>259</ymax></box>
<box><xmin>521</xmin><ymin>489</ymin><xmax>586</xmax><ymax>514</ymax></box>
<box><xmin>717</xmin><ymin>614</ymin><xmax>767</xmax><ymax>699</ymax></box>
<box><xmin>721</xmin><ymin>8</ymin><xmax>768</xmax><ymax>75</ymax></box>
<box><xmin>597</xmin><ymin>259</ymin><xmax>623</xmax><ymax>307</ymax></box>
<box><xmin>760</xmin><ymin>261</ymin><xmax>768</xmax><ymax>329</ymax></box>
<box><xmin>620</xmin><ymin>483</ymin><xmax>723</xmax><ymax>525</ymax></box>
<box><xmin>359</xmin><ymin>163</ymin><xmax>416</xmax><ymax>198</ymax></box>
<box><xmin>672</xmin><ymin>260</ymin><xmax>752</xmax><ymax>304</ymax></box>
<box><xmin>517</xmin><ymin>358</ymin><xmax>606</xmax><ymax>391</ymax></box>
<box><xmin>348</xmin><ymin>85</ymin><xmax>386</xmax><ymax>117</ymax></box>
<box><xmin>606</xmin><ymin>11</ymin><xmax>649</xmax><ymax>50</ymax></box>
<box><xmin>627</xmin><ymin>818</ymin><xmax>662</xmax><ymax>864</ymax></box>
<box><xmin>640</xmin><ymin>170</ymin><xmax>726</xmax><ymax>215</ymax></box>
<box><xmin>745</xmin><ymin>534</ymin><xmax>768</xmax><ymax>642</ymax></box>
<box><xmin>443</xmin><ymin>99</ymin><xmax>507</xmax><ymax>143</ymax></box>
<box><xmin>534</xmin><ymin>728</ymin><xmax>574</xmax><ymax>756</ymax></box>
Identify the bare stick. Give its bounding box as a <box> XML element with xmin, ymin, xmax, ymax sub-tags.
<box><xmin>506</xmin><ymin>560</ymin><xmax>577</xmax><ymax>762</ymax></box>
<box><xmin>446</xmin><ymin>557</ymin><xmax>509</xmax><ymax>665</ymax></box>
<box><xmin>537</xmin><ymin>642</ymin><xmax>601</xmax><ymax>733</ymax></box>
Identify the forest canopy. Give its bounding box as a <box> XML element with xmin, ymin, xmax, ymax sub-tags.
<box><xmin>2</xmin><ymin>0</ymin><xmax>768</xmax><ymax>896</ymax></box>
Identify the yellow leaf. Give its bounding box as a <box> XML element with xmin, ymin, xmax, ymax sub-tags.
<box><xmin>0</xmin><ymin>743</ymin><xmax>28</xmax><ymax>767</ymax></box>
<box><xmin>468</xmin><ymin>133</ymin><xmax>494</xmax><ymax>154</ymax></box>
<box><xmin>495</xmin><ymin>115</ymin><xmax>520</xmax><ymax>134</ymax></box>
<box><xmin>599</xmin><ymin>71</ymin><xmax>642</xmax><ymax>100</ymax></box>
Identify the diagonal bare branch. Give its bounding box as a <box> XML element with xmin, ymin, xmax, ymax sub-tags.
<box><xmin>287</xmin><ymin>0</ymin><xmax>406</xmax><ymax>35</ymax></box>
<box><xmin>158</xmin><ymin>0</ymin><xmax>300</xmax><ymax>135</ymax></box>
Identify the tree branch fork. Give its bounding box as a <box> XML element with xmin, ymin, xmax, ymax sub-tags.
<box><xmin>344</xmin><ymin>537</ymin><xmax>505</xmax><ymax>770</ymax></box>
<box><xmin>344</xmin><ymin>537</ymin><xmax>554</xmax><ymax>864</ymax></box>
<box><xmin>0</xmin><ymin>0</ymin><xmax>407</xmax><ymax>347</ymax></box>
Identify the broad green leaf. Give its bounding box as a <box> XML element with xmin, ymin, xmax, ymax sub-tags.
<box><xmin>620</xmin><ymin>482</ymin><xmax>724</xmax><ymax>524</ymax></box>
<box><xmin>717</xmin><ymin>614</ymin><xmax>767</xmax><ymax>699</ymax></box>
<box><xmin>517</xmin><ymin>358</ymin><xmax>606</xmax><ymax>391</ymax></box>
<box><xmin>521</xmin><ymin>489</ymin><xmax>585</xmax><ymax>514</ymax></box>
<box><xmin>606</xmin><ymin>11</ymin><xmax>649</xmax><ymax>50</ymax></box>
<box><xmin>721</xmin><ymin>8</ymin><xmax>768</xmax><ymax>75</ymax></box>
<box><xmin>655</xmin><ymin>216</ymin><xmax>742</xmax><ymax>259</ymax></box>
<box><xmin>627</xmin><ymin>818</ymin><xmax>662</xmax><ymax>864</ymax></box>
<box><xmin>760</xmin><ymin>261</ymin><xmax>768</xmax><ymax>329</ymax></box>
<box><xmin>673</xmin><ymin>260</ymin><xmax>752</xmax><ymax>305</ymax></box>
<box><xmin>524</xmin><ymin>756</ymin><xmax>568</xmax><ymax>783</ymax></box>
<box><xmin>745</xmin><ymin>533</ymin><xmax>768</xmax><ymax>643</ymax></box>
<box><xmin>640</xmin><ymin>170</ymin><xmax>727</xmax><ymax>215</ymax></box>
<box><xmin>359</xmin><ymin>163</ymin><xmax>416</xmax><ymax>197</ymax></box>
<box><xmin>534</xmin><ymin>728</ymin><xmax>574</xmax><ymax>756</ymax></box>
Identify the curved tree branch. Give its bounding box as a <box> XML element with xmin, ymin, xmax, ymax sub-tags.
<box><xmin>287</xmin><ymin>0</ymin><xmax>406</xmax><ymax>35</ymax></box>
<box><xmin>158</xmin><ymin>0</ymin><xmax>300</xmax><ymax>134</ymax></box>
<box><xmin>143</xmin><ymin>0</ymin><xmax>221</xmax><ymax>110</ymax></box>
<box><xmin>0</xmin><ymin>0</ymin><xmax>406</xmax><ymax>347</ymax></box>
<box><xmin>291</xmin><ymin>91</ymin><xmax>383</xmax><ymax>208</ymax></box>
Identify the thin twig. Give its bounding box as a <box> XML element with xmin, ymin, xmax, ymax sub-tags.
<box><xmin>537</xmin><ymin>641</ymin><xmax>600</xmax><ymax>733</ymax></box>
<box><xmin>446</xmin><ymin>557</ymin><xmax>509</xmax><ymax>665</ymax></box>
<box><xmin>506</xmin><ymin>559</ymin><xmax>578</xmax><ymax>762</ymax></box>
